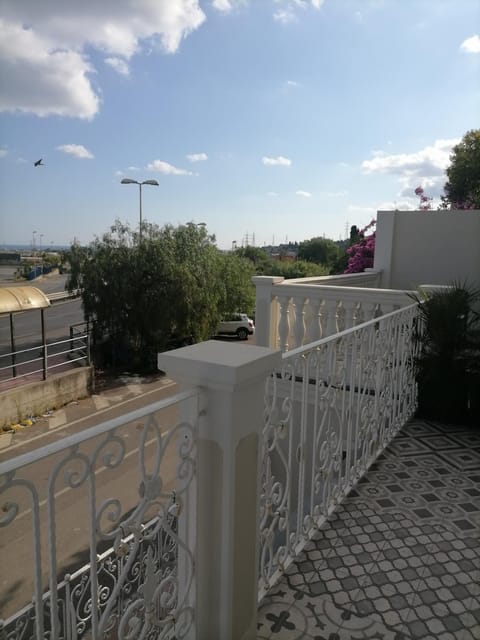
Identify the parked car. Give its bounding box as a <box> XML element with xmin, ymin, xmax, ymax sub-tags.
<box><xmin>216</xmin><ymin>313</ymin><xmax>255</xmax><ymax>340</ymax></box>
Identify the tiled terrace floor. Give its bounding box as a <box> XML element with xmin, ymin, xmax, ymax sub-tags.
<box><xmin>258</xmin><ymin>420</ymin><xmax>480</xmax><ymax>640</ymax></box>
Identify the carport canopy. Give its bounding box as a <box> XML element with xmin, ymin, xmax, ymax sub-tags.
<box><xmin>0</xmin><ymin>286</ymin><xmax>50</xmax><ymax>315</ymax></box>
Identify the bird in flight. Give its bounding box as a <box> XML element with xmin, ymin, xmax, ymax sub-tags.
<box><xmin>34</xmin><ymin>159</ymin><xmax>43</xmax><ymax>166</ymax></box>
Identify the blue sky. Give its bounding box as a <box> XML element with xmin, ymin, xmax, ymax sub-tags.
<box><xmin>0</xmin><ymin>0</ymin><xmax>479</xmax><ymax>250</ymax></box>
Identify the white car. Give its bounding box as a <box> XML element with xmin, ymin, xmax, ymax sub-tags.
<box><xmin>216</xmin><ymin>313</ymin><xmax>255</xmax><ymax>340</ymax></box>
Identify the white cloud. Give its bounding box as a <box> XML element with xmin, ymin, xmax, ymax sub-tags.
<box><xmin>127</xmin><ymin>165</ymin><xmax>140</xmax><ymax>171</ymax></box>
<box><xmin>147</xmin><ymin>159</ymin><xmax>193</xmax><ymax>175</ymax></box>
<box><xmin>460</xmin><ymin>35</ymin><xmax>480</xmax><ymax>53</ymax></box>
<box><xmin>296</xmin><ymin>190</ymin><xmax>312</xmax><ymax>197</ymax></box>
<box><xmin>361</xmin><ymin>138</ymin><xmax>459</xmax><ymax>177</ymax></box>
<box><xmin>186</xmin><ymin>152</ymin><xmax>208</xmax><ymax>162</ymax></box>
<box><xmin>0</xmin><ymin>19</ymin><xmax>99</xmax><ymax>119</ymax></box>
<box><xmin>273</xmin><ymin>9</ymin><xmax>296</xmax><ymax>23</ymax></box>
<box><xmin>273</xmin><ymin>0</ymin><xmax>324</xmax><ymax>23</ymax></box>
<box><xmin>211</xmin><ymin>0</ymin><xmax>233</xmax><ymax>11</ymax></box>
<box><xmin>0</xmin><ymin>148</ymin><xmax>8</xmax><ymax>158</ymax></box>
<box><xmin>57</xmin><ymin>144</ymin><xmax>94</xmax><ymax>159</ymax></box>
<box><xmin>266</xmin><ymin>191</ymin><xmax>279</xmax><ymax>197</ymax></box>
<box><xmin>0</xmin><ymin>1</ymin><xmax>206</xmax><ymax>118</ymax></box>
<box><xmin>262</xmin><ymin>155</ymin><xmax>292</xmax><ymax>166</ymax></box>
<box><xmin>105</xmin><ymin>57</ymin><xmax>129</xmax><ymax>76</ymax></box>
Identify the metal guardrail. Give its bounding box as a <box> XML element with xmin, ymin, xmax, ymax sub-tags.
<box><xmin>0</xmin><ymin>333</ymin><xmax>90</xmax><ymax>385</ymax></box>
<box><xmin>47</xmin><ymin>289</ymin><xmax>80</xmax><ymax>303</ymax></box>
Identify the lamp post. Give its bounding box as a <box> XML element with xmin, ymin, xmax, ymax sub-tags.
<box><xmin>121</xmin><ymin>178</ymin><xmax>159</xmax><ymax>241</ymax></box>
<box><xmin>32</xmin><ymin>230</ymin><xmax>37</xmax><ymax>252</ymax></box>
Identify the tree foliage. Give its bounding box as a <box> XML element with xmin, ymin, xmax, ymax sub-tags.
<box><xmin>444</xmin><ymin>129</ymin><xmax>480</xmax><ymax>209</ymax></box>
<box><xmin>235</xmin><ymin>246</ymin><xmax>329</xmax><ymax>278</ymax></box>
<box><xmin>297</xmin><ymin>237</ymin><xmax>341</xmax><ymax>268</ymax></box>
<box><xmin>67</xmin><ymin>220</ymin><xmax>255</xmax><ymax>371</ymax></box>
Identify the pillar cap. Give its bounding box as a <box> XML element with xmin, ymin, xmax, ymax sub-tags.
<box><xmin>158</xmin><ymin>340</ymin><xmax>281</xmax><ymax>390</ymax></box>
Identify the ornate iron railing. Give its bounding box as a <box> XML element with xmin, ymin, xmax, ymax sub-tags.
<box><xmin>259</xmin><ymin>303</ymin><xmax>419</xmax><ymax>596</ymax></box>
<box><xmin>0</xmin><ymin>390</ymin><xmax>198</xmax><ymax>639</ymax></box>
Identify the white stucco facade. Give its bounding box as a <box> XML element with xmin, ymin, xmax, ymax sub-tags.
<box><xmin>374</xmin><ymin>210</ymin><xmax>480</xmax><ymax>290</ymax></box>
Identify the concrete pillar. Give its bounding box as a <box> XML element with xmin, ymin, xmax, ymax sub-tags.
<box><xmin>252</xmin><ymin>275</ymin><xmax>284</xmax><ymax>348</ymax></box>
<box><xmin>158</xmin><ymin>340</ymin><xmax>282</xmax><ymax>640</ymax></box>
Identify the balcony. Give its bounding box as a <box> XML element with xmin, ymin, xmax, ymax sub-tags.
<box><xmin>257</xmin><ymin>417</ymin><xmax>480</xmax><ymax>639</ymax></box>
<box><xmin>1</xmin><ymin>211</ymin><xmax>479</xmax><ymax>639</ymax></box>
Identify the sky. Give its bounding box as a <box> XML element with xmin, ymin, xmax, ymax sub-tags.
<box><xmin>0</xmin><ymin>0</ymin><xmax>479</xmax><ymax>250</ymax></box>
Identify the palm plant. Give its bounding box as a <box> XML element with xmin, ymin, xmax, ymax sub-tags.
<box><xmin>411</xmin><ymin>283</ymin><xmax>480</xmax><ymax>425</ymax></box>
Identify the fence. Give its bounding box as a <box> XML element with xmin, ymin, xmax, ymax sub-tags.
<box><xmin>0</xmin><ymin>333</ymin><xmax>90</xmax><ymax>385</ymax></box>
<box><xmin>258</xmin><ymin>303</ymin><xmax>419</xmax><ymax>596</ymax></box>
<box><xmin>0</xmin><ymin>390</ymin><xmax>198</xmax><ymax>640</ymax></box>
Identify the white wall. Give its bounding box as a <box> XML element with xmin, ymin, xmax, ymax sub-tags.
<box><xmin>374</xmin><ymin>211</ymin><xmax>480</xmax><ymax>290</ymax></box>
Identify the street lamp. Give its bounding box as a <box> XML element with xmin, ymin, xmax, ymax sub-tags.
<box><xmin>32</xmin><ymin>230</ymin><xmax>37</xmax><ymax>252</ymax></box>
<box><xmin>121</xmin><ymin>178</ymin><xmax>159</xmax><ymax>241</ymax></box>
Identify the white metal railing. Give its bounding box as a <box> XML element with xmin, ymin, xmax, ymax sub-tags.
<box><xmin>258</xmin><ymin>303</ymin><xmax>419</xmax><ymax>596</ymax></box>
<box><xmin>253</xmin><ymin>273</ymin><xmax>415</xmax><ymax>350</ymax></box>
<box><xmin>0</xmin><ymin>390</ymin><xmax>198</xmax><ymax>640</ymax></box>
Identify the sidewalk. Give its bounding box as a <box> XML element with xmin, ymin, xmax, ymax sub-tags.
<box><xmin>0</xmin><ymin>371</ymin><xmax>177</xmax><ymax>457</ymax></box>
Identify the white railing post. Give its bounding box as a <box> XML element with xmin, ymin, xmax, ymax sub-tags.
<box><xmin>158</xmin><ymin>341</ymin><xmax>282</xmax><ymax>640</ymax></box>
<box><xmin>252</xmin><ymin>276</ymin><xmax>284</xmax><ymax>348</ymax></box>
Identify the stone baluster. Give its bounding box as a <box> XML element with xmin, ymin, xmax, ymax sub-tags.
<box><xmin>342</xmin><ymin>299</ymin><xmax>357</xmax><ymax>331</ymax></box>
<box><xmin>320</xmin><ymin>298</ymin><xmax>339</xmax><ymax>338</ymax></box>
<box><xmin>292</xmin><ymin>296</ymin><xmax>307</xmax><ymax>349</ymax></box>
<box><xmin>277</xmin><ymin>295</ymin><xmax>292</xmax><ymax>351</ymax></box>
<box><xmin>362</xmin><ymin>300</ymin><xmax>378</xmax><ymax>324</ymax></box>
<box><xmin>305</xmin><ymin>298</ymin><xmax>322</xmax><ymax>343</ymax></box>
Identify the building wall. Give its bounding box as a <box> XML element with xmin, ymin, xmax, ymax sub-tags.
<box><xmin>374</xmin><ymin>211</ymin><xmax>480</xmax><ymax>290</ymax></box>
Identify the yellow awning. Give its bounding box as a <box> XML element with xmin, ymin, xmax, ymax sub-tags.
<box><xmin>0</xmin><ymin>286</ymin><xmax>51</xmax><ymax>315</ymax></box>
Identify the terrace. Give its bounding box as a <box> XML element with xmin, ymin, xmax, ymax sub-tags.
<box><xmin>0</xmin><ymin>210</ymin><xmax>479</xmax><ymax>640</ymax></box>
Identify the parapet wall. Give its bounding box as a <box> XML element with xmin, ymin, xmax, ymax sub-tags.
<box><xmin>0</xmin><ymin>367</ymin><xmax>93</xmax><ymax>426</ymax></box>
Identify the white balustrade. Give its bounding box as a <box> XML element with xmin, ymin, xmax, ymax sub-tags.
<box><xmin>253</xmin><ymin>273</ymin><xmax>414</xmax><ymax>350</ymax></box>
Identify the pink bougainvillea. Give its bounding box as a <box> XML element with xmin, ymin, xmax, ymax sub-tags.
<box><xmin>414</xmin><ymin>186</ymin><xmax>432</xmax><ymax>211</ymax></box>
<box><xmin>344</xmin><ymin>219</ymin><xmax>376</xmax><ymax>274</ymax></box>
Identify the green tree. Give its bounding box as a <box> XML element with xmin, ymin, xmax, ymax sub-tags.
<box><xmin>217</xmin><ymin>252</ymin><xmax>256</xmax><ymax>316</ymax></box>
<box><xmin>262</xmin><ymin>259</ymin><xmax>329</xmax><ymax>279</ymax></box>
<box><xmin>297</xmin><ymin>237</ymin><xmax>341</xmax><ymax>268</ymax></box>
<box><xmin>444</xmin><ymin>129</ymin><xmax>480</xmax><ymax>209</ymax></box>
<box><xmin>67</xmin><ymin>220</ymin><xmax>254</xmax><ymax>371</ymax></box>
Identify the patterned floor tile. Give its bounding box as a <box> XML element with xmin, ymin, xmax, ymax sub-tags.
<box><xmin>258</xmin><ymin>419</ymin><xmax>480</xmax><ymax>640</ymax></box>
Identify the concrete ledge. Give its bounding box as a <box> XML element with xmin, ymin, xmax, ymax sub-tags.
<box><xmin>0</xmin><ymin>367</ymin><xmax>93</xmax><ymax>425</ymax></box>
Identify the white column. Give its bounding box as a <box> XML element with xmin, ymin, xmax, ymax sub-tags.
<box><xmin>252</xmin><ymin>276</ymin><xmax>284</xmax><ymax>348</ymax></box>
<box><xmin>158</xmin><ymin>341</ymin><xmax>282</xmax><ymax>640</ymax></box>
